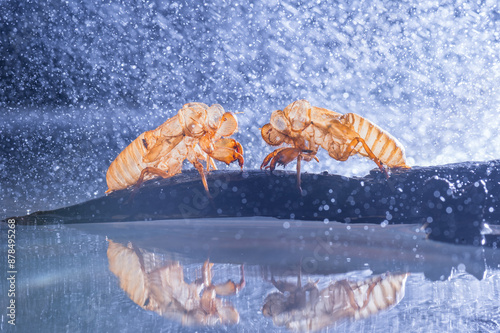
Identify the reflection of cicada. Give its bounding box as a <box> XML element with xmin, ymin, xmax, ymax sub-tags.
<box><xmin>261</xmin><ymin>100</ymin><xmax>410</xmax><ymax>190</ymax></box>
<box><xmin>263</xmin><ymin>272</ymin><xmax>409</xmax><ymax>332</ymax></box>
<box><xmin>107</xmin><ymin>240</ymin><xmax>245</xmax><ymax>326</ymax></box>
<box><xmin>106</xmin><ymin>102</ymin><xmax>244</xmax><ymax>195</ymax></box>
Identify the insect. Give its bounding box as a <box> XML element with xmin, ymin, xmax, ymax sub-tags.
<box><xmin>106</xmin><ymin>102</ymin><xmax>244</xmax><ymax>196</ymax></box>
<box><xmin>262</xmin><ymin>271</ymin><xmax>409</xmax><ymax>332</ymax></box>
<box><xmin>261</xmin><ymin>99</ymin><xmax>410</xmax><ymax>191</ymax></box>
<box><xmin>107</xmin><ymin>239</ymin><xmax>245</xmax><ymax>326</ymax></box>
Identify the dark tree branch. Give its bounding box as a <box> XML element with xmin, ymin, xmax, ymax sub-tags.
<box><xmin>7</xmin><ymin>160</ymin><xmax>500</xmax><ymax>246</ymax></box>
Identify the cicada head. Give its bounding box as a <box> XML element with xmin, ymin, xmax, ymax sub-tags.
<box><xmin>179</xmin><ymin>103</ymin><xmax>208</xmax><ymax>138</ymax></box>
<box><xmin>215</xmin><ymin>112</ymin><xmax>239</xmax><ymax>138</ymax></box>
<box><xmin>261</xmin><ymin>123</ymin><xmax>285</xmax><ymax>146</ymax></box>
<box><xmin>270</xmin><ymin>110</ymin><xmax>291</xmax><ymax>135</ymax></box>
<box><xmin>283</xmin><ymin>99</ymin><xmax>312</xmax><ymax>132</ymax></box>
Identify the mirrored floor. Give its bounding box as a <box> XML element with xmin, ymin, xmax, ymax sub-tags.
<box><xmin>1</xmin><ymin>218</ymin><xmax>499</xmax><ymax>332</ymax></box>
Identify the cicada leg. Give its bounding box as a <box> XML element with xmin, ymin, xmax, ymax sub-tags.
<box><xmin>260</xmin><ymin>149</ymin><xmax>281</xmax><ymax>170</ymax></box>
<box><xmin>206</xmin><ymin>157</ymin><xmax>217</xmax><ymax>171</ymax></box>
<box><xmin>135</xmin><ymin>167</ymin><xmax>171</xmax><ymax>185</ymax></box>
<box><xmin>336</xmin><ymin>280</ymin><xmax>362</xmax><ymax>311</ymax></box>
<box><xmin>134</xmin><ymin>166</ymin><xmax>182</xmax><ymax>195</ymax></box>
<box><xmin>261</xmin><ymin>147</ymin><xmax>318</xmax><ymax>193</ymax></box>
<box><xmin>213</xmin><ymin>264</ymin><xmax>246</xmax><ymax>296</ymax></box>
<box><xmin>260</xmin><ymin>147</ymin><xmax>301</xmax><ymax>171</ymax></box>
<box><xmin>358</xmin><ymin>277</ymin><xmax>380</xmax><ymax>310</ymax></box>
<box><xmin>124</xmin><ymin>166</ymin><xmax>173</xmax><ymax>203</ymax></box>
<box><xmin>339</xmin><ymin>137</ymin><xmax>389</xmax><ymax>178</ymax></box>
<box><xmin>208</xmin><ymin>138</ymin><xmax>244</xmax><ymax>170</ymax></box>
<box><xmin>192</xmin><ymin>159</ymin><xmax>211</xmax><ymax>198</ymax></box>
<box><xmin>296</xmin><ymin>154</ymin><xmax>303</xmax><ymax>194</ymax></box>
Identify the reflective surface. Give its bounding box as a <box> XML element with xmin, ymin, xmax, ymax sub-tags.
<box><xmin>1</xmin><ymin>218</ymin><xmax>499</xmax><ymax>332</ymax></box>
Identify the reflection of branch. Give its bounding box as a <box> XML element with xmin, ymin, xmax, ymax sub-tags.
<box><xmin>107</xmin><ymin>240</ymin><xmax>244</xmax><ymax>326</ymax></box>
<box><xmin>263</xmin><ymin>272</ymin><xmax>409</xmax><ymax>332</ymax></box>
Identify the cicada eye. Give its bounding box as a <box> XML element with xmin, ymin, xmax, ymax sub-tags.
<box><xmin>207</xmin><ymin>104</ymin><xmax>225</xmax><ymax>130</ymax></box>
<box><xmin>261</xmin><ymin>123</ymin><xmax>285</xmax><ymax>146</ymax></box>
<box><xmin>270</xmin><ymin>110</ymin><xmax>290</xmax><ymax>134</ymax></box>
<box><xmin>284</xmin><ymin>99</ymin><xmax>311</xmax><ymax>131</ymax></box>
<box><xmin>216</xmin><ymin>112</ymin><xmax>238</xmax><ymax>137</ymax></box>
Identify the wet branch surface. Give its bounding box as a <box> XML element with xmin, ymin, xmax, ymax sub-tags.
<box><xmin>8</xmin><ymin>159</ymin><xmax>500</xmax><ymax>246</ymax></box>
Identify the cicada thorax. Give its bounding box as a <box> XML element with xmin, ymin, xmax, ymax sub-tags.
<box><xmin>178</xmin><ymin>102</ymin><xmax>209</xmax><ymax>138</ymax></box>
<box><xmin>303</xmin><ymin>108</ymin><xmax>343</xmax><ymax>158</ymax></box>
<box><xmin>341</xmin><ymin>113</ymin><xmax>409</xmax><ymax>168</ymax></box>
<box><xmin>155</xmin><ymin>114</ymin><xmax>183</xmax><ymax>138</ymax></box>
<box><xmin>155</xmin><ymin>138</ymin><xmax>190</xmax><ymax>177</ymax></box>
<box><xmin>283</xmin><ymin>99</ymin><xmax>312</xmax><ymax>132</ymax></box>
